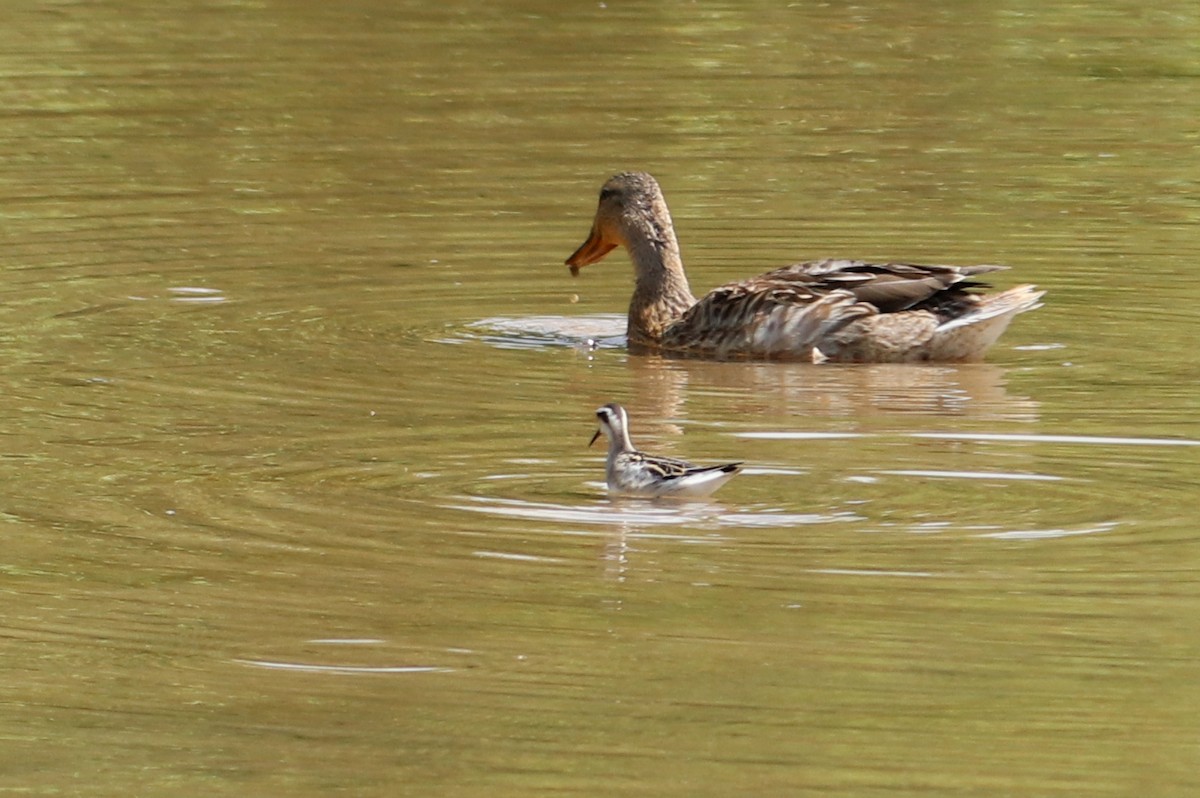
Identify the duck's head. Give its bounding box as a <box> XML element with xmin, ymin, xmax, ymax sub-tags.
<box><xmin>566</xmin><ymin>172</ymin><xmax>671</xmax><ymax>276</ymax></box>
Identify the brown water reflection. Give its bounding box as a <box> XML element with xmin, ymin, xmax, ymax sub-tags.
<box><xmin>3</xmin><ymin>0</ymin><xmax>1200</xmax><ymax>796</ymax></box>
<box><xmin>618</xmin><ymin>355</ymin><xmax>1042</xmax><ymax>424</ymax></box>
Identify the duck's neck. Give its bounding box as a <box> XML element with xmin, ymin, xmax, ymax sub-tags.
<box><xmin>624</xmin><ymin>215</ymin><xmax>697</xmax><ymax>344</ymax></box>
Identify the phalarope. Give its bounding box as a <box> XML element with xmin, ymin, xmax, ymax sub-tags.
<box><xmin>590</xmin><ymin>403</ymin><xmax>742</xmax><ymax>498</ymax></box>
<box><xmin>565</xmin><ymin>171</ymin><xmax>1043</xmax><ymax>362</ymax></box>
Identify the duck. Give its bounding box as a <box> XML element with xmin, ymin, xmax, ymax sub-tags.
<box><xmin>590</xmin><ymin>403</ymin><xmax>742</xmax><ymax>498</ymax></box>
<box><xmin>565</xmin><ymin>171</ymin><xmax>1043</xmax><ymax>362</ymax></box>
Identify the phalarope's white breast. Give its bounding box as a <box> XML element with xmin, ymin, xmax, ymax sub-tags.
<box><xmin>590</xmin><ymin>403</ymin><xmax>742</xmax><ymax>498</ymax></box>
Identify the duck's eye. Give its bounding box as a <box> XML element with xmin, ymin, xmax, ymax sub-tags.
<box><xmin>599</xmin><ymin>187</ymin><xmax>618</xmax><ymax>202</ymax></box>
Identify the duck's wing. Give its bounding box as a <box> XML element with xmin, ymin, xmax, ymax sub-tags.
<box><xmin>659</xmin><ymin>285</ymin><xmax>876</xmax><ymax>360</ymax></box>
<box><xmin>760</xmin><ymin>259</ymin><xmax>1008</xmax><ymax>313</ymax></box>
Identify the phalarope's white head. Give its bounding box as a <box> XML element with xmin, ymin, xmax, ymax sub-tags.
<box><xmin>590</xmin><ymin>403</ymin><xmax>742</xmax><ymax>498</ymax></box>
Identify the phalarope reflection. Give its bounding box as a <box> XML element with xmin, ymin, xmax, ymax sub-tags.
<box><xmin>590</xmin><ymin>403</ymin><xmax>742</xmax><ymax>498</ymax></box>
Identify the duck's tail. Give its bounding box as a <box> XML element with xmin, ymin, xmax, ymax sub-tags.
<box><xmin>929</xmin><ymin>284</ymin><xmax>1044</xmax><ymax>360</ymax></box>
<box><xmin>937</xmin><ymin>284</ymin><xmax>1045</xmax><ymax>334</ymax></box>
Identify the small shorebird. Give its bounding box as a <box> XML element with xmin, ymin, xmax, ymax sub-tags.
<box><xmin>565</xmin><ymin>171</ymin><xmax>1043</xmax><ymax>362</ymax></box>
<box><xmin>590</xmin><ymin>403</ymin><xmax>742</xmax><ymax>498</ymax></box>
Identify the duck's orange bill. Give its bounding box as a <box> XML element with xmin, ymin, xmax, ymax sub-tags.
<box><xmin>565</xmin><ymin>227</ymin><xmax>616</xmax><ymax>276</ymax></box>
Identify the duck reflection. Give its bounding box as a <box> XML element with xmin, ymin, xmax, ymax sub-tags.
<box><xmin>609</xmin><ymin>355</ymin><xmax>1040</xmax><ymax>438</ymax></box>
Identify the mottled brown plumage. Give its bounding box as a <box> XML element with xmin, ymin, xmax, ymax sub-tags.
<box><xmin>565</xmin><ymin>171</ymin><xmax>1043</xmax><ymax>362</ymax></box>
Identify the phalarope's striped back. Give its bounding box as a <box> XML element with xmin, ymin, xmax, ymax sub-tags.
<box><xmin>590</xmin><ymin>403</ymin><xmax>742</xmax><ymax>498</ymax></box>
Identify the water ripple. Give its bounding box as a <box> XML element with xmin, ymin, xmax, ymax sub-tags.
<box><xmin>458</xmin><ymin>314</ymin><xmax>626</xmax><ymax>351</ymax></box>
<box><xmin>738</xmin><ymin>430</ymin><xmax>1200</xmax><ymax>447</ymax></box>
<box><xmin>448</xmin><ymin>494</ymin><xmax>859</xmax><ymax>532</ymax></box>
<box><xmin>878</xmin><ymin>469</ymin><xmax>1067</xmax><ymax>482</ymax></box>
<box><xmin>913</xmin><ymin>432</ymin><xmax>1200</xmax><ymax>447</ymax></box>
<box><xmin>975</xmin><ymin>521</ymin><xmax>1121</xmax><ymax>541</ymax></box>
<box><xmin>234</xmin><ymin>659</ymin><xmax>453</xmax><ymax>675</ymax></box>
